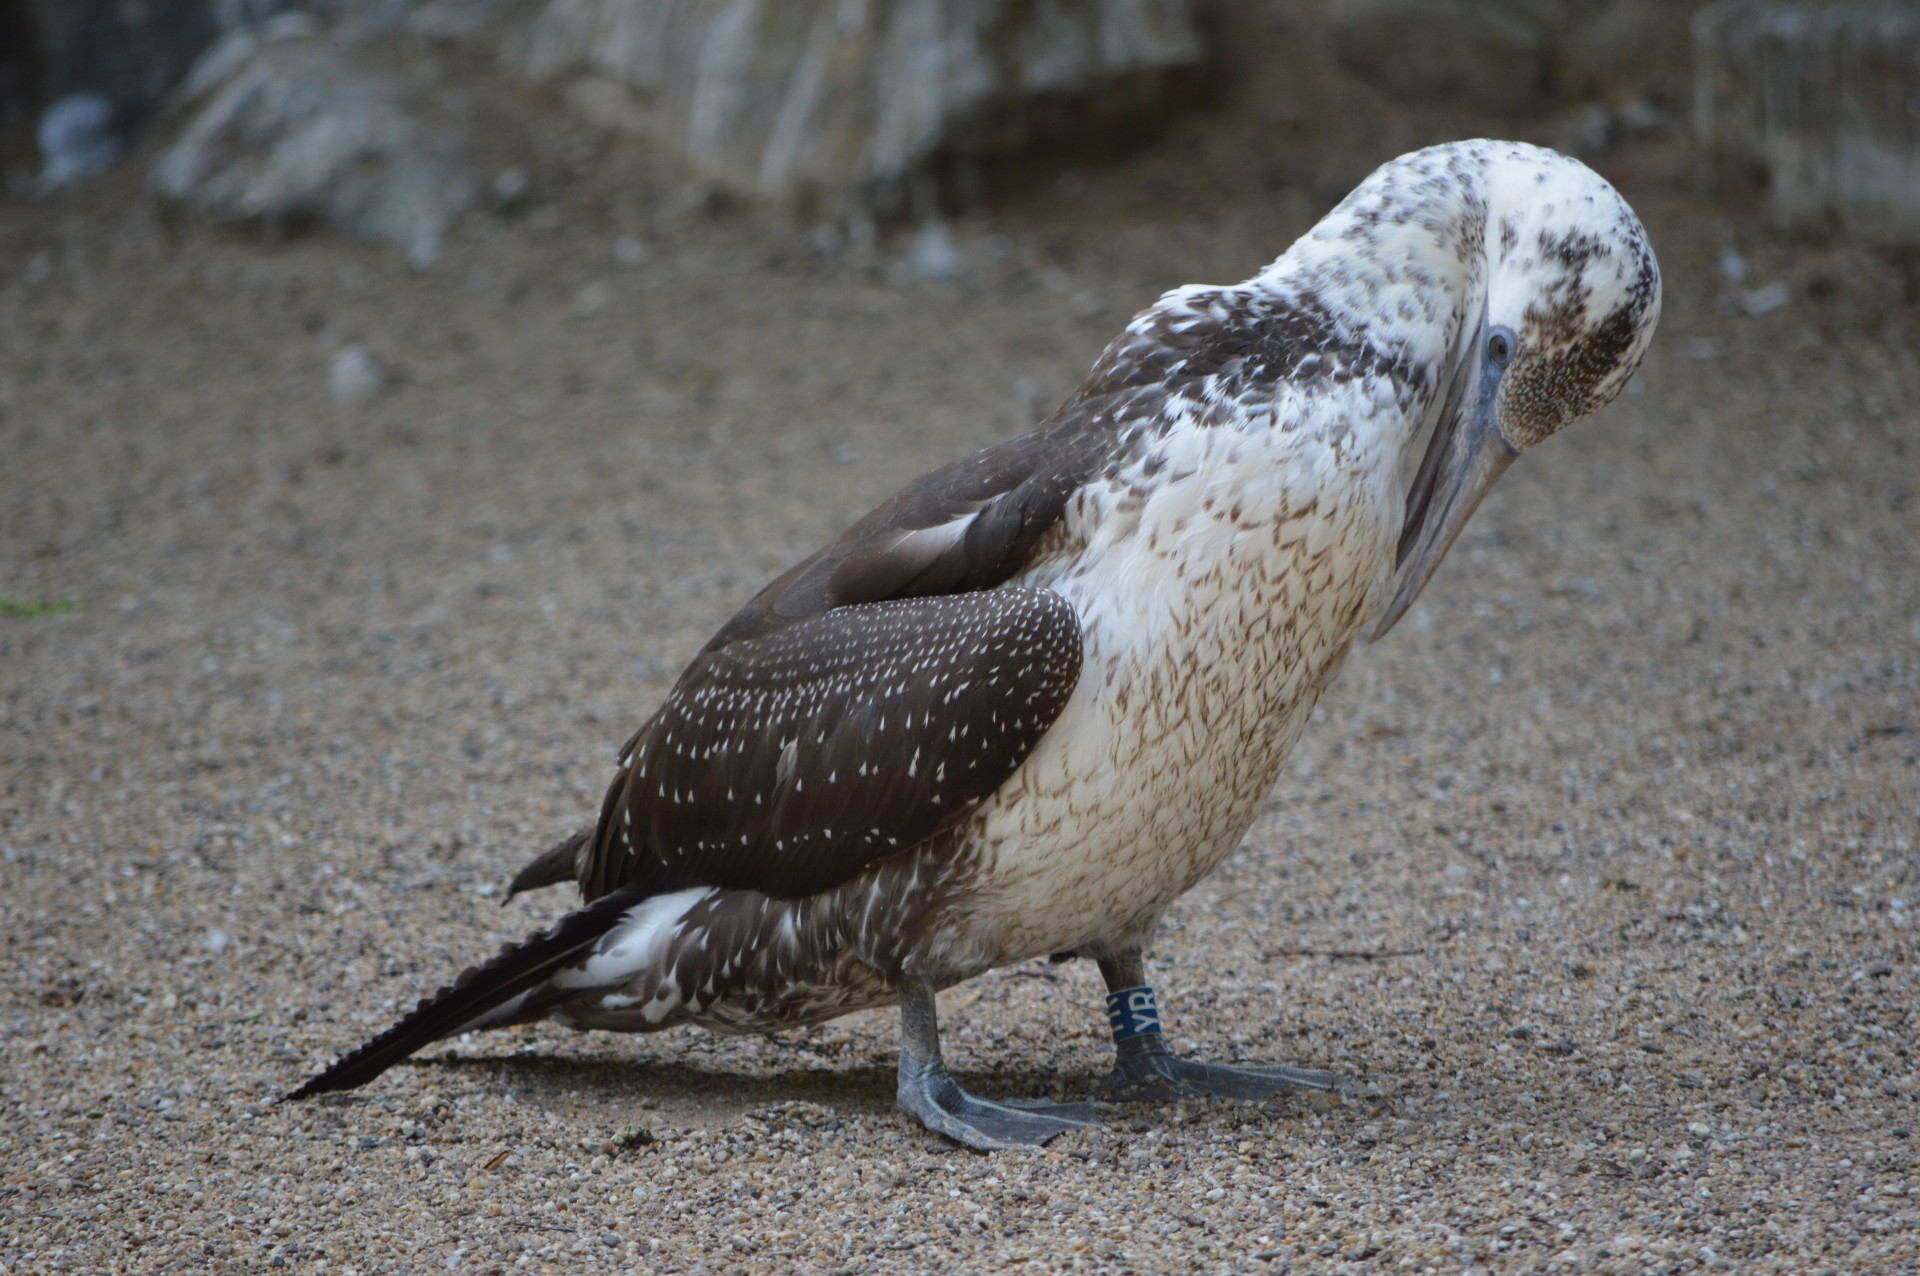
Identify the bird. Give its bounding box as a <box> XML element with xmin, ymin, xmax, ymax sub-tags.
<box><xmin>289</xmin><ymin>139</ymin><xmax>1662</xmax><ymax>1149</ymax></box>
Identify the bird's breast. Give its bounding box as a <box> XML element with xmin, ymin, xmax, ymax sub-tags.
<box><xmin>948</xmin><ymin>411</ymin><xmax>1406</xmax><ymax>966</ymax></box>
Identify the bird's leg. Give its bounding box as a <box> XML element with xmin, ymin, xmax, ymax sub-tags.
<box><xmin>894</xmin><ymin>979</ymin><xmax>1107</xmax><ymax>1150</ymax></box>
<box><xmin>1094</xmin><ymin>951</ymin><xmax>1358</xmax><ymax>1102</ymax></box>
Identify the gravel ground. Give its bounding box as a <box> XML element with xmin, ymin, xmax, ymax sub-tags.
<box><xmin>4</xmin><ymin>25</ymin><xmax>1917</xmax><ymax>1276</ymax></box>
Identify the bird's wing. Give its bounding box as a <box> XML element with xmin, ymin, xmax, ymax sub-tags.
<box><xmin>574</xmin><ymin>301</ymin><xmax>1242</xmax><ymax>902</ymax></box>
<box><xmin>701</xmin><ymin>427</ymin><xmax>1109</xmax><ymax>649</ymax></box>
<box><xmin>581</xmin><ymin>587</ymin><xmax>1081</xmax><ymax>900</ymax></box>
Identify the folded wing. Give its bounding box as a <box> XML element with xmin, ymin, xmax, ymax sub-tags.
<box><xmin>582</xmin><ymin>588</ymin><xmax>1081</xmax><ymax>900</ymax></box>
<box><xmin>572</xmin><ymin>340</ymin><xmax>1192</xmax><ymax>902</ymax></box>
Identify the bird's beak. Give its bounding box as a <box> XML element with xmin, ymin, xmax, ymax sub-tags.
<box><xmin>1368</xmin><ymin>347</ymin><xmax>1518</xmax><ymax>641</ymax></box>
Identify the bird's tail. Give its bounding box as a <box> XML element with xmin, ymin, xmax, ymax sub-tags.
<box><xmin>285</xmin><ymin>885</ymin><xmax>647</xmax><ymax>1100</ymax></box>
<box><xmin>503</xmin><ymin>826</ymin><xmax>591</xmax><ymax>903</ymax></box>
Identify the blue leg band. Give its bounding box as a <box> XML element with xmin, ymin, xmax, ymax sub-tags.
<box><xmin>1106</xmin><ymin>985</ymin><xmax>1163</xmax><ymax>1041</ymax></box>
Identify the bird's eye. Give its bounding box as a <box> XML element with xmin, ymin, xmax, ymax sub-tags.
<box><xmin>1486</xmin><ymin>328</ymin><xmax>1515</xmax><ymax>368</ymax></box>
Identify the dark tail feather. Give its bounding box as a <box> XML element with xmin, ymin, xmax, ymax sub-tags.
<box><xmin>503</xmin><ymin>827</ymin><xmax>592</xmax><ymax>904</ymax></box>
<box><xmin>285</xmin><ymin>886</ymin><xmax>645</xmax><ymax>1100</ymax></box>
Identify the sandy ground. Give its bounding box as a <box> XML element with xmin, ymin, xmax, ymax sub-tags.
<box><xmin>3</xmin><ymin>17</ymin><xmax>1917</xmax><ymax>1276</ymax></box>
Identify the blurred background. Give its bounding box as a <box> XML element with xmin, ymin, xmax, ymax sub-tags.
<box><xmin>4</xmin><ymin>0</ymin><xmax>1918</xmax><ymax>258</ymax></box>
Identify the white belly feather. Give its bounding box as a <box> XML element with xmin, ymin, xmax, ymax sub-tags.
<box><xmin>955</xmin><ymin>406</ymin><xmax>1404</xmax><ymax>967</ymax></box>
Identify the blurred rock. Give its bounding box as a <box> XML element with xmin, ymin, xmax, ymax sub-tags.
<box><xmin>1696</xmin><ymin>0</ymin><xmax>1920</xmax><ymax>246</ymax></box>
<box><xmin>1615</xmin><ymin>98</ymin><xmax>1673</xmax><ymax>136</ymax></box>
<box><xmin>523</xmin><ymin>0</ymin><xmax>1207</xmax><ymax>210</ymax></box>
<box><xmin>1740</xmin><ymin>280</ymin><xmax>1793</xmax><ymax>316</ymax></box>
<box><xmin>35</xmin><ymin>92</ymin><xmax>120</xmax><ymax>187</ymax></box>
<box><xmin>1328</xmin><ymin>0</ymin><xmax>1705</xmax><ymax>113</ymax></box>
<box><xmin>406</xmin><ymin>0</ymin><xmax>516</xmax><ymax>44</ymax></box>
<box><xmin>1327</xmin><ymin>0</ymin><xmax>1560</xmax><ymax>112</ymax></box>
<box><xmin>1556</xmin><ymin>0</ymin><xmax>1701</xmax><ymax>102</ymax></box>
<box><xmin>152</xmin><ymin>21</ymin><xmax>479</xmax><ymax>267</ymax></box>
<box><xmin>11</xmin><ymin>0</ymin><xmax>290</xmax><ymax>176</ymax></box>
<box><xmin>491</xmin><ymin>163</ymin><xmax>533</xmax><ymax>210</ymax></box>
<box><xmin>41</xmin><ymin>0</ymin><xmax>258</xmax><ymax>109</ymax></box>
<box><xmin>906</xmin><ymin>219</ymin><xmax>963</xmax><ymax>281</ymax></box>
<box><xmin>571</xmin><ymin>280</ymin><xmax>611</xmax><ymax>317</ymax></box>
<box><xmin>1553</xmin><ymin>95</ymin><xmax>1672</xmax><ymax>160</ymax></box>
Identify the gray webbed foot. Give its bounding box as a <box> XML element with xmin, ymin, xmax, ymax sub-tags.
<box><xmin>898</xmin><ymin>1050</ymin><xmax>1106</xmax><ymax>1150</ymax></box>
<box><xmin>1095</xmin><ymin>952</ymin><xmax>1359</xmax><ymax>1105</ymax></box>
<box><xmin>895</xmin><ymin>979</ymin><xmax>1107</xmax><ymax>1150</ymax></box>
<box><xmin>1099</xmin><ymin>1032</ymin><xmax>1356</xmax><ymax>1103</ymax></box>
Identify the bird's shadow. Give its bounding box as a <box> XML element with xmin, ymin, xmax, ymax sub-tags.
<box><xmin>396</xmin><ymin>1048</ymin><xmax>1113</xmax><ymax>1120</ymax></box>
<box><xmin>414</xmin><ymin>1050</ymin><xmax>883</xmax><ymax>1107</ymax></box>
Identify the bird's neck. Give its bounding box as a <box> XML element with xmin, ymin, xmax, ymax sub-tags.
<box><xmin>1257</xmin><ymin>209</ymin><xmax>1482</xmax><ymax>374</ymax></box>
<box><xmin>1245</xmin><ymin>196</ymin><xmax>1488</xmax><ymax>501</ymax></box>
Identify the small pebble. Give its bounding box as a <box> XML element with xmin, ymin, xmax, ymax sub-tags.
<box><xmin>573</xmin><ymin>281</ymin><xmax>612</xmax><ymax>317</ymax></box>
<box><xmin>329</xmin><ymin>345</ymin><xmax>388</xmax><ymax>408</ymax></box>
<box><xmin>493</xmin><ymin>166</ymin><xmax>532</xmax><ymax>209</ymax></box>
<box><xmin>1741</xmin><ymin>282</ymin><xmax>1792</xmax><ymax>317</ymax></box>
<box><xmin>37</xmin><ymin>94</ymin><xmax>121</xmax><ymax>187</ymax></box>
<box><xmin>907</xmin><ymin>220</ymin><xmax>963</xmax><ymax>280</ymax></box>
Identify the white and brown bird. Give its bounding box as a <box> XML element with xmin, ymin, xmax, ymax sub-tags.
<box><xmin>291</xmin><ymin>140</ymin><xmax>1662</xmax><ymax>1149</ymax></box>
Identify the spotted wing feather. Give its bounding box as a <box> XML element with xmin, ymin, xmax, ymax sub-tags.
<box><xmin>582</xmin><ymin>588</ymin><xmax>1081</xmax><ymax>901</ymax></box>
<box><xmin>571</xmin><ymin>297</ymin><xmax>1314</xmax><ymax>902</ymax></box>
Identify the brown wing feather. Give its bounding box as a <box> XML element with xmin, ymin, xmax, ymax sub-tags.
<box><xmin>703</xmin><ymin>428</ymin><xmax>1111</xmax><ymax>650</ymax></box>
<box><xmin>581</xmin><ymin>588</ymin><xmax>1081</xmax><ymax>901</ymax></box>
<box><xmin>572</xmin><ymin>305</ymin><xmax>1275</xmax><ymax>902</ymax></box>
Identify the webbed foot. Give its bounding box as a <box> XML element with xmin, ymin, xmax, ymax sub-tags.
<box><xmin>1094</xmin><ymin>955</ymin><xmax>1361</xmax><ymax>1105</ymax></box>
<box><xmin>1099</xmin><ymin>1032</ymin><xmax>1356</xmax><ymax>1103</ymax></box>
<box><xmin>898</xmin><ymin>1051</ymin><xmax>1108</xmax><ymax>1149</ymax></box>
<box><xmin>895</xmin><ymin>978</ymin><xmax>1108</xmax><ymax>1150</ymax></box>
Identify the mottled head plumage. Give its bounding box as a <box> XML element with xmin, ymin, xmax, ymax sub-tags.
<box><xmin>1259</xmin><ymin>140</ymin><xmax>1662</xmax><ymax>638</ymax></box>
<box><xmin>1258</xmin><ymin>139</ymin><xmax>1660</xmax><ymax>453</ymax></box>
<box><xmin>1477</xmin><ymin>143</ymin><xmax>1662</xmax><ymax>449</ymax></box>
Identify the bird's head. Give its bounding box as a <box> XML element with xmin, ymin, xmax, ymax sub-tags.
<box><xmin>1371</xmin><ymin>142</ymin><xmax>1662</xmax><ymax>638</ymax></box>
